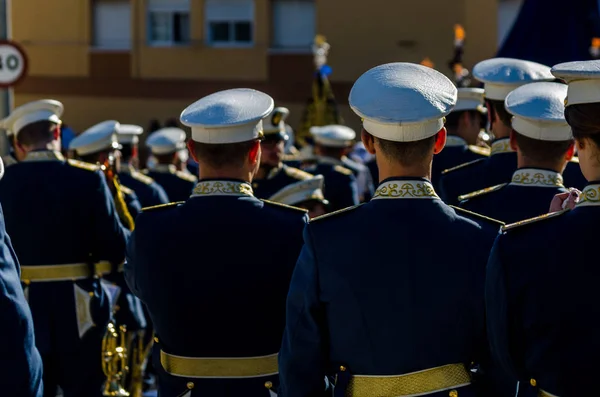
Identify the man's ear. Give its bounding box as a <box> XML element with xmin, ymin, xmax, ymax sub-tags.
<box><xmin>361</xmin><ymin>129</ymin><xmax>376</xmax><ymax>155</ymax></box>
<box><xmin>509</xmin><ymin>129</ymin><xmax>518</xmax><ymax>152</ymax></box>
<box><xmin>433</xmin><ymin>128</ymin><xmax>447</xmax><ymax>155</ymax></box>
<box><xmin>565</xmin><ymin>141</ymin><xmax>575</xmax><ymax>161</ymax></box>
<box><xmin>53</xmin><ymin>124</ymin><xmax>61</xmax><ymax>140</ymax></box>
<box><xmin>248</xmin><ymin>140</ymin><xmax>261</xmax><ymax>166</ymax></box>
<box><xmin>187</xmin><ymin>140</ymin><xmax>198</xmax><ymax>163</ymax></box>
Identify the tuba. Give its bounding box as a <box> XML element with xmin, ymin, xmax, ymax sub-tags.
<box><xmin>102</xmin><ymin>322</ymin><xmax>130</xmax><ymax>396</ymax></box>
<box><xmin>127</xmin><ymin>331</ymin><xmax>155</xmax><ymax>397</ymax></box>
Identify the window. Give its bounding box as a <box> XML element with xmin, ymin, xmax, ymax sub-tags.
<box><xmin>205</xmin><ymin>0</ymin><xmax>254</xmax><ymax>47</ymax></box>
<box><xmin>272</xmin><ymin>0</ymin><xmax>315</xmax><ymax>51</ymax></box>
<box><xmin>93</xmin><ymin>1</ymin><xmax>132</xmax><ymax>50</ymax></box>
<box><xmin>147</xmin><ymin>0</ymin><xmax>190</xmax><ymax>46</ymax></box>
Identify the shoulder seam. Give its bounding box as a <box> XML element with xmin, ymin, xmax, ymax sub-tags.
<box><xmin>67</xmin><ymin>159</ymin><xmax>100</xmax><ymax>172</ymax></box>
<box><xmin>501</xmin><ymin>209</ymin><xmax>569</xmax><ymax>232</ymax></box>
<box><xmin>311</xmin><ymin>203</ymin><xmax>363</xmax><ymax>222</ymax></box>
<box><xmin>284</xmin><ymin>165</ymin><xmax>313</xmax><ymax>180</ymax></box>
<box><xmin>261</xmin><ymin>199</ymin><xmax>308</xmax><ymax>213</ymax></box>
<box><xmin>175</xmin><ymin>171</ymin><xmax>198</xmax><ymax>182</ymax></box>
<box><xmin>450</xmin><ymin>205</ymin><xmax>505</xmax><ymax>226</ymax></box>
<box><xmin>131</xmin><ymin>170</ymin><xmax>155</xmax><ymax>185</ymax></box>
<box><xmin>141</xmin><ymin>201</ymin><xmax>185</xmax><ymax>212</ymax></box>
<box><xmin>458</xmin><ymin>183</ymin><xmax>507</xmax><ymax>202</ymax></box>
<box><xmin>441</xmin><ymin>158</ymin><xmax>485</xmax><ymax>175</ymax></box>
<box><xmin>333</xmin><ymin>165</ymin><xmax>353</xmax><ymax>176</ymax></box>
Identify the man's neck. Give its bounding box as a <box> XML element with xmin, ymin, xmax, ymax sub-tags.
<box><xmin>376</xmin><ymin>158</ymin><xmax>432</xmax><ymax>184</ymax></box>
<box><xmin>517</xmin><ymin>153</ymin><xmax>564</xmax><ymax>174</ymax></box>
<box><xmin>492</xmin><ymin>123</ymin><xmax>512</xmax><ymax>140</ymax></box>
<box><xmin>24</xmin><ymin>142</ymin><xmax>56</xmax><ymax>153</ymax></box>
<box><xmin>199</xmin><ymin>167</ymin><xmax>253</xmax><ymax>183</ymax></box>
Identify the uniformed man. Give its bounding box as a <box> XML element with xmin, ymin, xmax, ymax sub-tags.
<box><xmin>251</xmin><ymin>107</ymin><xmax>314</xmax><ymax>199</ymax></box>
<box><xmin>116</xmin><ymin>123</ymin><xmax>170</xmax><ymax>208</ymax></box>
<box><xmin>459</xmin><ymin>82</ymin><xmax>573</xmax><ymax>223</ymax></box>
<box><xmin>269</xmin><ymin>175</ymin><xmax>329</xmax><ymax>218</ymax></box>
<box><xmin>125</xmin><ymin>88</ymin><xmax>309</xmax><ymax>397</ymax></box>
<box><xmin>144</xmin><ymin>127</ymin><xmax>197</xmax><ymax>202</ymax></box>
<box><xmin>431</xmin><ymin>88</ymin><xmax>490</xmax><ymax>191</ymax></box>
<box><xmin>279</xmin><ymin>63</ymin><xmax>502</xmax><ymax>397</ymax></box>
<box><xmin>309</xmin><ymin>124</ymin><xmax>372</xmax><ymax>203</ymax></box>
<box><xmin>485</xmin><ymin>60</ymin><xmax>600</xmax><ymax>396</ymax></box>
<box><xmin>0</xmin><ymin>156</ymin><xmax>44</xmax><ymax>397</ymax></box>
<box><xmin>439</xmin><ymin>58</ymin><xmax>556</xmax><ymax>205</ymax></box>
<box><xmin>0</xmin><ymin>99</ymin><xmax>129</xmax><ymax>397</ymax></box>
<box><xmin>69</xmin><ymin>120</ymin><xmax>143</xmax><ymax>221</ymax></box>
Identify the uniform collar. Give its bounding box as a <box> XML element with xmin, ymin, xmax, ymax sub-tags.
<box><xmin>316</xmin><ymin>155</ymin><xmax>343</xmax><ymax>167</ymax></box>
<box><xmin>490</xmin><ymin>138</ymin><xmax>514</xmax><ymax>156</ymax></box>
<box><xmin>509</xmin><ymin>168</ymin><xmax>564</xmax><ymax>188</ymax></box>
<box><xmin>152</xmin><ymin>164</ymin><xmax>177</xmax><ymax>174</ymax></box>
<box><xmin>445</xmin><ymin>135</ymin><xmax>468</xmax><ymax>147</ymax></box>
<box><xmin>372</xmin><ymin>177</ymin><xmax>440</xmax><ymax>200</ymax></box>
<box><xmin>577</xmin><ymin>183</ymin><xmax>600</xmax><ymax>207</ymax></box>
<box><xmin>190</xmin><ymin>179</ymin><xmax>254</xmax><ymax>198</ymax></box>
<box><xmin>23</xmin><ymin>150</ymin><xmax>64</xmax><ymax>163</ymax></box>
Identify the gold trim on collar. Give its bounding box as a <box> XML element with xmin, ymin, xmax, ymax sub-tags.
<box><xmin>510</xmin><ymin>169</ymin><xmax>564</xmax><ymax>188</ymax></box>
<box><xmin>445</xmin><ymin>136</ymin><xmax>468</xmax><ymax>147</ymax></box>
<box><xmin>191</xmin><ymin>180</ymin><xmax>254</xmax><ymax>198</ymax></box>
<box><xmin>23</xmin><ymin>150</ymin><xmax>64</xmax><ymax>162</ymax></box>
<box><xmin>577</xmin><ymin>184</ymin><xmax>600</xmax><ymax>207</ymax></box>
<box><xmin>491</xmin><ymin>139</ymin><xmax>514</xmax><ymax>155</ymax></box>
<box><xmin>372</xmin><ymin>180</ymin><xmax>439</xmax><ymax>200</ymax></box>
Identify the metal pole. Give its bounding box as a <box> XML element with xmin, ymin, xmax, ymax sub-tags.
<box><xmin>0</xmin><ymin>0</ymin><xmax>10</xmax><ymax>156</ymax></box>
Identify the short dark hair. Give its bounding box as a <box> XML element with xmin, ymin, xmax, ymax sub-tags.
<box><xmin>486</xmin><ymin>99</ymin><xmax>512</xmax><ymax>127</ymax></box>
<box><xmin>513</xmin><ymin>131</ymin><xmax>572</xmax><ymax>164</ymax></box>
<box><xmin>372</xmin><ymin>131</ymin><xmax>437</xmax><ymax>167</ymax></box>
<box><xmin>445</xmin><ymin>110</ymin><xmax>480</xmax><ymax>130</ymax></box>
<box><xmin>16</xmin><ymin>120</ymin><xmax>57</xmax><ymax>146</ymax></box>
<box><xmin>192</xmin><ymin>140</ymin><xmax>256</xmax><ymax>168</ymax></box>
<box><xmin>120</xmin><ymin>143</ymin><xmax>135</xmax><ymax>161</ymax></box>
<box><xmin>77</xmin><ymin>151</ymin><xmax>104</xmax><ymax>165</ymax></box>
<box><xmin>565</xmin><ymin>103</ymin><xmax>600</xmax><ymax>150</ymax></box>
<box><xmin>154</xmin><ymin>153</ymin><xmax>176</xmax><ymax>164</ymax></box>
<box><xmin>316</xmin><ymin>145</ymin><xmax>346</xmax><ymax>158</ymax></box>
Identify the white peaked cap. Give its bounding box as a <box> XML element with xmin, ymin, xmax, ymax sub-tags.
<box><xmin>69</xmin><ymin>120</ymin><xmax>120</xmax><ymax>156</ymax></box>
<box><xmin>146</xmin><ymin>127</ymin><xmax>187</xmax><ymax>155</ymax></box>
<box><xmin>117</xmin><ymin>124</ymin><xmax>143</xmax><ymax>145</ymax></box>
<box><xmin>263</xmin><ymin>107</ymin><xmax>290</xmax><ymax>135</ymax></box>
<box><xmin>551</xmin><ymin>60</ymin><xmax>600</xmax><ymax>107</ymax></box>
<box><xmin>473</xmin><ymin>58</ymin><xmax>554</xmax><ymax>101</ymax></box>
<box><xmin>310</xmin><ymin>125</ymin><xmax>355</xmax><ymax>148</ymax></box>
<box><xmin>2</xmin><ymin>99</ymin><xmax>63</xmax><ymax>136</ymax></box>
<box><xmin>180</xmin><ymin>88</ymin><xmax>274</xmax><ymax>144</ymax></box>
<box><xmin>453</xmin><ymin>88</ymin><xmax>486</xmax><ymax>113</ymax></box>
<box><xmin>505</xmin><ymin>82</ymin><xmax>571</xmax><ymax>141</ymax></box>
<box><xmin>269</xmin><ymin>175</ymin><xmax>328</xmax><ymax>206</ymax></box>
<box><xmin>349</xmin><ymin>63</ymin><xmax>457</xmax><ymax>142</ymax></box>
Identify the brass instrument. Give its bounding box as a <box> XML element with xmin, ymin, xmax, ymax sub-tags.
<box><xmin>102</xmin><ymin>322</ymin><xmax>130</xmax><ymax>396</ymax></box>
<box><xmin>112</xmin><ymin>177</ymin><xmax>135</xmax><ymax>231</ymax></box>
<box><xmin>127</xmin><ymin>331</ymin><xmax>155</xmax><ymax>397</ymax></box>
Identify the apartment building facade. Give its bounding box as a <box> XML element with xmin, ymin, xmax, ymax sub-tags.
<box><xmin>12</xmin><ymin>0</ymin><xmax>498</xmax><ymax>133</ymax></box>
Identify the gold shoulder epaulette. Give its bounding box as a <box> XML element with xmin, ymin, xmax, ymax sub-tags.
<box><xmin>311</xmin><ymin>203</ymin><xmax>363</xmax><ymax>222</ymax></box>
<box><xmin>142</xmin><ymin>201</ymin><xmax>185</xmax><ymax>212</ymax></box>
<box><xmin>131</xmin><ymin>170</ymin><xmax>155</xmax><ymax>185</ymax></box>
<box><xmin>284</xmin><ymin>166</ymin><xmax>313</xmax><ymax>181</ymax></box>
<box><xmin>175</xmin><ymin>171</ymin><xmax>198</xmax><ymax>183</ymax></box>
<box><xmin>141</xmin><ymin>169</ymin><xmax>150</xmax><ymax>175</ymax></box>
<box><xmin>333</xmin><ymin>165</ymin><xmax>353</xmax><ymax>176</ymax></box>
<box><xmin>467</xmin><ymin>145</ymin><xmax>491</xmax><ymax>157</ymax></box>
<box><xmin>120</xmin><ymin>185</ymin><xmax>135</xmax><ymax>196</ymax></box>
<box><xmin>450</xmin><ymin>205</ymin><xmax>505</xmax><ymax>227</ymax></box>
<box><xmin>458</xmin><ymin>183</ymin><xmax>507</xmax><ymax>202</ymax></box>
<box><xmin>569</xmin><ymin>156</ymin><xmax>580</xmax><ymax>164</ymax></box>
<box><xmin>67</xmin><ymin>159</ymin><xmax>100</xmax><ymax>172</ymax></box>
<box><xmin>441</xmin><ymin>158</ymin><xmax>485</xmax><ymax>175</ymax></box>
<box><xmin>282</xmin><ymin>154</ymin><xmax>299</xmax><ymax>162</ymax></box>
<box><xmin>261</xmin><ymin>199</ymin><xmax>308</xmax><ymax>214</ymax></box>
<box><xmin>501</xmin><ymin>209</ymin><xmax>568</xmax><ymax>232</ymax></box>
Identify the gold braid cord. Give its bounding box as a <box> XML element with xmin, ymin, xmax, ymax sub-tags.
<box><xmin>113</xmin><ymin>178</ymin><xmax>135</xmax><ymax>231</ymax></box>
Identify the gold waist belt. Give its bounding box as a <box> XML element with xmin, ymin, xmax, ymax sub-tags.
<box><xmin>160</xmin><ymin>350</ymin><xmax>279</xmax><ymax>379</ymax></box>
<box><xmin>346</xmin><ymin>363</ymin><xmax>471</xmax><ymax>397</ymax></box>
<box><xmin>21</xmin><ymin>261</ymin><xmax>116</xmax><ymax>283</ymax></box>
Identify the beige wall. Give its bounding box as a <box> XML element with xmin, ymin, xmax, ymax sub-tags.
<box><xmin>12</xmin><ymin>0</ymin><xmax>91</xmax><ymax>76</ymax></box>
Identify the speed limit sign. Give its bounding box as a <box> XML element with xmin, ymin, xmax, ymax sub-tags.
<box><xmin>0</xmin><ymin>41</ymin><xmax>27</xmax><ymax>88</ymax></box>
